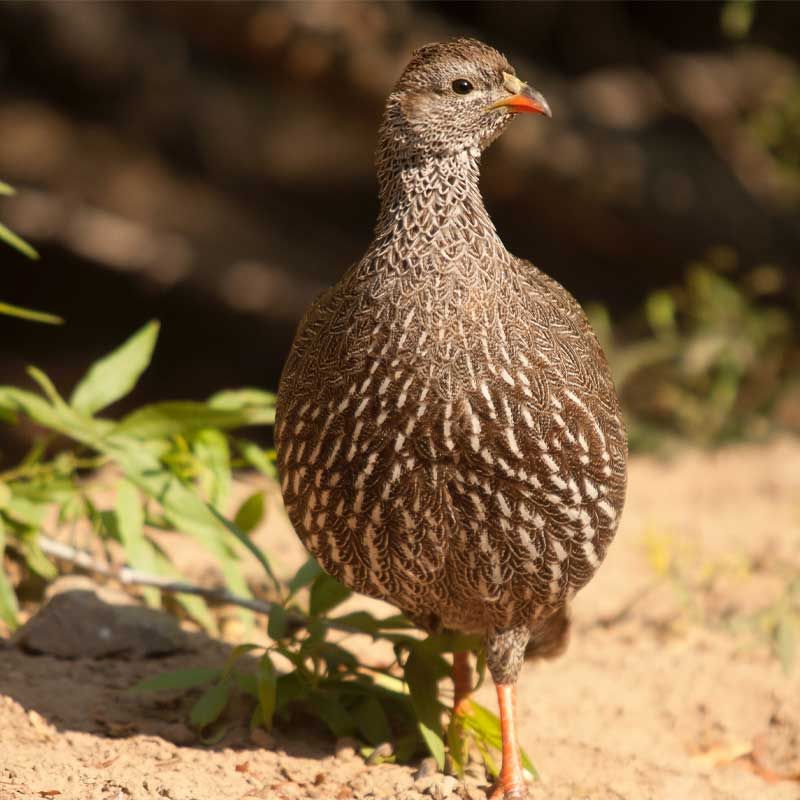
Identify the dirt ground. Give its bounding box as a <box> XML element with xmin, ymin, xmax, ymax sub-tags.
<box><xmin>1</xmin><ymin>437</ymin><xmax>800</xmax><ymax>800</ymax></box>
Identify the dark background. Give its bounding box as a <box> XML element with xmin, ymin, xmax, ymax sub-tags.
<box><xmin>1</xmin><ymin>1</ymin><xmax>798</xmax><ymax>430</ymax></box>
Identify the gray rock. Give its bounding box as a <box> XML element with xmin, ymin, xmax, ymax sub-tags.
<box><xmin>12</xmin><ymin>586</ymin><xmax>185</xmax><ymax>659</ymax></box>
<box><xmin>462</xmin><ymin>780</ymin><xmax>484</xmax><ymax>800</ymax></box>
<box><xmin>440</xmin><ymin>775</ymin><xmax>458</xmax><ymax>797</ymax></box>
<box><xmin>414</xmin><ymin>772</ymin><xmax>440</xmax><ymax>793</ymax></box>
<box><xmin>414</xmin><ymin>756</ymin><xmax>439</xmax><ymax>781</ymax></box>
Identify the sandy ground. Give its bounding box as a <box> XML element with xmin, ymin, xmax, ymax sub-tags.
<box><xmin>1</xmin><ymin>437</ymin><xmax>800</xmax><ymax>800</ymax></box>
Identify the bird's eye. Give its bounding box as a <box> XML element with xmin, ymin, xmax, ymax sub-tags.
<box><xmin>451</xmin><ymin>79</ymin><xmax>474</xmax><ymax>95</ymax></box>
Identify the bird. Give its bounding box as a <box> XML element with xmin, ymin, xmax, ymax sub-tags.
<box><xmin>275</xmin><ymin>38</ymin><xmax>627</xmax><ymax>799</ymax></box>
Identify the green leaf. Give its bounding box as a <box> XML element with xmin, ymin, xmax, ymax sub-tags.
<box><xmin>235</xmin><ymin>671</ymin><xmax>259</xmax><ymax>699</ymax></box>
<box><xmin>10</xmin><ymin>523</ymin><xmax>56</xmax><ymax>579</ymax></box>
<box><xmin>0</xmin><ymin>181</ymin><xmax>15</xmax><ymax>195</ymax></box>
<box><xmin>275</xmin><ymin>671</ymin><xmax>311</xmax><ymax>710</ymax></box>
<box><xmin>221</xmin><ymin>643</ymin><xmax>263</xmax><ymax>680</ymax></box>
<box><xmin>200</xmin><ymin>722</ymin><xmax>228</xmax><ymax>746</ymax></box>
<box><xmin>520</xmin><ymin>746</ymin><xmax>539</xmax><ymax>781</ymax></box>
<box><xmin>116</xmin><ymin>401</ymin><xmax>273</xmax><ymax>440</ymax></box>
<box><xmin>446</xmin><ymin>712</ymin><xmax>466</xmax><ymax>778</ymax></box>
<box><xmin>268</xmin><ymin>604</ymin><xmax>288</xmax><ymax>640</ymax></box>
<box><xmin>115</xmin><ymin>479</ymin><xmax>159</xmax><ymax>608</ymax></box>
<box><xmin>315</xmin><ymin>642</ymin><xmax>358</xmax><ymax>671</ymax></box>
<box><xmin>142</xmin><ymin>545</ymin><xmax>216</xmax><ymax>634</ymax></box>
<box><xmin>194</xmin><ymin>429</ymin><xmax>231</xmax><ymax>509</ymax></box>
<box><xmin>0</xmin><ymin>527</ymin><xmax>20</xmax><ymax>631</ymax></box>
<box><xmin>14</xmin><ymin>478</ymin><xmax>76</xmax><ymax>506</ymax></box>
<box><xmin>309</xmin><ymin>573</ymin><xmax>351</xmax><ymax>617</ymax></box>
<box><xmin>3</xmin><ymin>495</ymin><xmax>47</xmax><ymax>529</ymax></box>
<box><xmin>353</xmin><ymin>695</ymin><xmax>392</xmax><ymax>746</ymax></box>
<box><xmin>190</xmin><ymin>680</ymin><xmax>232</xmax><ymax>730</ymax></box>
<box><xmin>208</xmin><ymin>388</ymin><xmax>276</xmax><ymax>411</ymax></box>
<box><xmin>474</xmin><ymin>736</ymin><xmax>499</xmax><ymax>779</ymax></box>
<box><xmin>130</xmin><ymin>667</ymin><xmax>221</xmax><ymax>693</ymax></box>
<box><xmin>233</xmin><ymin>491</ymin><xmax>264</xmax><ymax>534</ymax></box>
<box><xmin>301</xmin><ymin>619</ymin><xmax>326</xmax><ymax>656</ymax></box>
<box><xmin>330</xmin><ymin>610</ymin><xmax>380</xmax><ymax>635</ymax></box>
<box><xmin>462</xmin><ymin>700</ymin><xmax>501</xmax><ymax>750</ymax></box>
<box><xmin>0</xmin><ymin>301</ymin><xmax>62</xmax><ymax>325</ymax></box>
<box><xmin>425</xmin><ymin>631</ymin><xmax>482</xmax><ymax>654</ymax></box>
<box><xmin>26</xmin><ymin>366</ymin><xmax>69</xmax><ymax>410</ymax></box>
<box><xmin>287</xmin><ymin>557</ymin><xmax>323</xmax><ymax>597</ymax></box>
<box><xmin>257</xmin><ymin>653</ymin><xmax>278</xmax><ymax>731</ymax></box>
<box><xmin>94</xmin><ymin>439</ymin><xmax>250</xmax><ymax>631</ymax></box>
<box><xmin>70</xmin><ymin>321</ymin><xmax>160</xmax><ymax>415</ymax></box>
<box><xmin>313</xmin><ymin>692</ymin><xmax>357</xmax><ymax>738</ymax></box>
<box><xmin>376</xmin><ymin>613</ymin><xmax>416</xmax><ymax>630</ymax></box>
<box><xmin>0</xmin><ymin>221</ymin><xmax>38</xmax><ymax>259</ymax></box>
<box><xmin>0</xmin><ymin>386</ymin><xmax>111</xmax><ymax>448</ymax></box>
<box><xmin>394</xmin><ymin>732</ymin><xmax>424</xmax><ymax>764</ymax></box>
<box><xmin>0</xmin><ymin>387</ymin><xmax>66</xmax><ymax>432</ymax></box>
<box><xmin>210</xmin><ymin>506</ymin><xmax>281</xmax><ymax>599</ymax></box>
<box><xmin>370</xmin><ymin>671</ymin><xmax>407</xmax><ymax>696</ymax></box>
<box><xmin>236</xmin><ymin>440</ymin><xmax>277</xmax><ymax>479</ymax></box>
<box><xmin>645</xmin><ymin>289</ymin><xmax>677</xmax><ymax>338</ymax></box>
<box><xmin>463</xmin><ymin>701</ymin><xmax>539</xmax><ymax>781</ymax></box>
<box><xmin>405</xmin><ymin>645</ymin><xmax>445</xmax><ymax>770</ymax></box>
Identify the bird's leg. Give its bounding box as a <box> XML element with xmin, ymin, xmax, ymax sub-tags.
<box><xmin>452</xmin><ymin>650</ymin><xmax>473</xmax><ymax>715</ymax></box>
<box><xmin>489</xmin><ymin>683</ymin><xmax>527</xmax><ymax>800</ymax></box>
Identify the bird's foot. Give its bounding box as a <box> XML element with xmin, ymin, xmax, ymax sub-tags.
<box><xmin>488</xmin><ymin>778</ymin><xmax>528</xmax><ymax>800</ymax></box>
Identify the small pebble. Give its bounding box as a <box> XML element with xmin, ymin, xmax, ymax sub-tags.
<box><xmin>334</xmin><ymin>736</ymin><xmax>360</xmax><ymax>760</ymax></box>
<box><xmin>366</xmin><ymin>741</ymin><xmax>394</xmax><ymax>765</ymax></box>
<box><xmin>430</xmin><ymin>777</ymin><xmax>457</xmax><ymax>800</ymax></box>
<box><xmin>415</xmin><ymin>756</ymin><xmax>439</xmax><ymax>781</ymax></box>
<box><xmin>415</xmin><ymin>773</ymin><xmax>440</xmax><ymax>793</ymax></box>
<box><xmin>464</xmin><ymin>763</ymin><xmax>486</xmax><ymax>781</ymax></box>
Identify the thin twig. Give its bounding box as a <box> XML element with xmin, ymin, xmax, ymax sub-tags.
<box><xmin>39</xmin><ymin>534</ymin><xmax>285</xmax><ymax>618</ymax></box>
<box><xmin>36</xmin><ymin>535</ymin><xmax>368</xmax><ymax>636</ymax></box>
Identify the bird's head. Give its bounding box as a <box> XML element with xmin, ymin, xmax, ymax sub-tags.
<box><xmin>381</xmin><ymin>38</ymin><xmax>551</xmax><ymax>160</ymax></box>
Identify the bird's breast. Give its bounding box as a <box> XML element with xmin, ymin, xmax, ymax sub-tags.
<box><xmin>275</xmin><ymin>273</ymin><xmax>627</xmax><ymax>627</ymax></box>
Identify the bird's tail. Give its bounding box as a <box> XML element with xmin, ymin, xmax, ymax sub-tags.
<box><xmin>525</xmin><ymin>604</ymin><xmax>571</xmax><ymax>661</ymax></box>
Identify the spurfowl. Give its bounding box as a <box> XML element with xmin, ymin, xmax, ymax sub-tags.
<box><xmin>276</xmin><ymin>38</ymin><xmax>627</xmax><ymax>799</ymax></box>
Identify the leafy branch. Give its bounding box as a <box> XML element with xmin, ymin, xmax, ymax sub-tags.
<box><xmin>0</xmin><ymin>320</ymin><xmax>535</xmax><ymax>780</ymax></box>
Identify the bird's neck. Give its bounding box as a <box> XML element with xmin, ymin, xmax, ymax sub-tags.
<box><xmin>368</xmin><ymin>146</ymin><xmax>506</xmax><ymax>264</ymax></box>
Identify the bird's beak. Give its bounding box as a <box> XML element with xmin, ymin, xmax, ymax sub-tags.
<box><xmin>488</xmin><ymin>71</ymin><xmax>552</xmax><ymax>117</ymax></box>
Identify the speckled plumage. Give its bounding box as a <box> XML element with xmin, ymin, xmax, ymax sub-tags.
<box><xmin>276</xmin><ymin>39</ymin><xmax>627</xmax><ymax>688</ymax></box>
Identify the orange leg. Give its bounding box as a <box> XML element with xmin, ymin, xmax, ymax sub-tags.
<box><xmin>452</xmin><ymin>650</ymin><xmax>473</xmax><ymax>715</ymax></box>
<box><xmin>489</xmin><ymin>683</ymin><xmax>528</xmax><ymax>800</ymax></box>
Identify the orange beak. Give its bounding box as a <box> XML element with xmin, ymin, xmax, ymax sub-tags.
<box><xmin>488</xmin><ymin>71</ymin><xmax>552</xmax><ymax>118</ymax></box>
